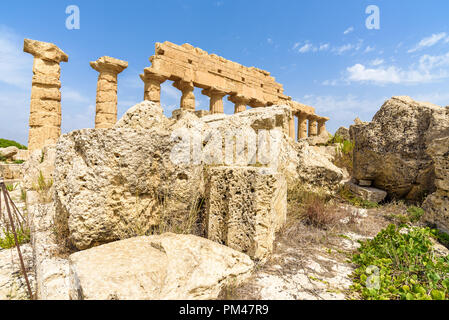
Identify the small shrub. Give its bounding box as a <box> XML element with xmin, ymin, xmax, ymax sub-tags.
<box><xmin>13</xmin><ymin>160</ymin><xmax>25</xmax><ymax>164</ymax></box>
<box><xmin>351</xmin><ymin>224</ymin><xmax>449</xmax><ymax>300</ymax></box>
<box><xmin>32</xmin><ymin>171</ymin><xmax>53</xmax><ymax>203</ymax></box>
<box><xmin>0</xmin><ymin>227</ymin><xmax>31</xmax><ymax>249</ymax></box>
<box><xmin>407</xmin><ymin>206</ymin><xmax>425</xmax><ymax>223</ymax></box>
<box><xmin>20</xmin><ymin>189</ymin><xmax>26</xmax><ymax>202</ymax></box>
<box><xmin>0</xmin><ymin>139</ymin><xmax>27</xmax><ymax>150</ymax></box>
<box><xmin>5</xmin><ymin>183</ymin><xmax>18</xmax><ymax>192</ymax></box>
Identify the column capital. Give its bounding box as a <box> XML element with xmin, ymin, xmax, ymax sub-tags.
<box><xmin>23</xmin><ymin>39</ymin><xmax>68</xmax><ymax>63</ymax></box>
<box><xmin>202</xmin><ymin>87</ymin><xmax>227</xmax><ymax>98</ymax></box>
<box><xmin>90</xmin><ymin>56</ymin><xmax>128</xmax><ymax>74</ymax></box>
<box><xmin>173</xmin><ymin>79</ymin><xmax>194</xmax><ymax>91</ymax></box>
<box><xmin>228</xmin><ymin>93</ymin><xmax>251</xmax><ymax>105</ymax></box>
<box><xmin>142</xmin><ymin>68</ymin><xmax>170</xmax><ymax>82</ymax></box>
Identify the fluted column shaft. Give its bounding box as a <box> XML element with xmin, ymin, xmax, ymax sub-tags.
<box><xmin>228</xmin><ymin>94</ymin><xmax>250</xmax><ymax>113</ymax></box>
<box><xmin>202</xmin><ymin>88</ymin><xmax>226</xmax><ymax>114</ymax></box>
<box><xmin>297</xmin><ymin>113</ymin><xmax>308</xmax><ymax>139</ymax></box>
<box><xmin>23</xmin><ymin>39</ymin><xmax>68</xmax><ymax>152</ymax></box>
<box><xmin>173</xmin><ymin>80</ymin><xmax>195</xmax><ymax>110</ymax></box>
<box><xmin>91</xmin><ymin>56</ymin><xmax>128</xmax><ymax>129</ymax></box>
<box><xmin>140</xmin><ymin>71</ymin><xmax>167</xmax><ymax>103</ymax></box>
<box><xmin>308</xmin><ymin>117</ymin><xmax>318</xmax><ymax>137</ymax></box>
<box><xmin>289</xmin><ymin>116</ymin><xmax>295</xmax><ymax>139</ymax></box>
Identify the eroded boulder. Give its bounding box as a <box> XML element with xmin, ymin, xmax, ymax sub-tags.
<box><xmin>68</xmin><ymin>233</ymin><xmax>254</xmax><ymax>300</ymax></box>
<box><xmin>350</xmin><ymin>96</ymin><xmax>448</xmax><ymax>200</ymax></box>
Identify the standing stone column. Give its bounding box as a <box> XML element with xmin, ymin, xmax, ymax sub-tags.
<box><xmin>308</xmin><ymin>116</ymin><xmax>318</xmax><ymax>137</ymax></box>
<box><xmin>297</xmin><ymin>112</ymin><xmax>308</xmax><ymax>139</ymax></box>
<box><xmin>202</xmin><ymin>88</ymin><xmax>227</xmax><ymax>114</ymax></box>
<box><xmin>23</xmin><ymin>39</ymin><xmax>68</xmax><ymax>153</ymax></box>
<box><xmin>289</xmin><ymin>114</ymin><xmax>295</xmax><ymax>140</ymax></box>
<box><xmin>140</xmin><ymin>68</ymin><xmax>168</xmax><ymax>103</ymax></box>
<box><xmin>317</xmin><ymin>117</ymin><xmax>330</xmax><ymax>136</ymax></box>
<box><xmin>228</xmin><ymin>94</ymin><xmax>250</xmax><ymax>113</ymax></box>
<box><xmin>173</xmin><ymin>80</ymin><xmax>195</xmax><ymax>110</ymax></box>
<box><xmin>90</xmin><ymin>56</ymin><xmax>128</xmax><ymax>129</ymax></box>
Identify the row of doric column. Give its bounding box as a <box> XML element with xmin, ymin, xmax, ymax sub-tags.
<box><xmin>23</xmin><ymin>39</ymin><xmax>330</xmax><ymax>152</ymax></box>
<box><xmin>288</xmin><ymin>112</ymin><xmax>329</xmax><ymax>141</ymax></box>
<box><xmin>140</xmin><ymin>69</ymin><xmax>254</xmax><ymax>115</ymax></box>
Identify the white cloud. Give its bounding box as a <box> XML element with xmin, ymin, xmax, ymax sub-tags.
<box><xmin>332</xmin><ymin>44</ymin><xmax>354</xmax><ymax>55</ymax></box>
<box><xmin>346</xmin><ymin>59</ymin><xmax>448</xmax><ymax>85</ymax></box>
<box><xmin>408</xmin><ymin>32</ymin><xmax>448</xmax><ymax>53</ymax></box>
<box><xmin>364</xmin><ymin>46</ymin><xmax>375</xmax><ymax>53</ymax></box>
<box><xmin>370</xmin><ymin>58</ymin><xmax>384</xmax><ymax>66</ymax></box>
<box><xmin>319</xmin><ymin>43</ymin><xmax>330</xmax><ymax>51</ymax></box>
<box><xmin>298</xmin><ymin>43</ymin><xmax>315</xmax><ymax>53</ymax></box>
<box><xmin>343</xmin><ymin>27</ymin><xmax>354</xmax><ymax>35</ymax></box>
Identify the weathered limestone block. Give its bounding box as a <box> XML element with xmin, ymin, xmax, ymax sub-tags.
<box><xmin>22</xmin><ymin>145</ymin><xmax>56</xmax><ymax>190</ymax></box>
<box><xmin>0</xmin><ymin>146</ymin><xmax>19</xmax><ymax>159</ymax></box>
<box><xmin>68</xmin><ymin>233</ymin><xmax>254</xmax><ymax>300</ymax></box>
<box><xmin>0</xmin><ymin>244</ymin><xmax>35</xmax><ymax>300</ymax></box>
<box><xmin>423</xmin><ymin>132</ymin><xmax>449</xmax><ymax>233</ymax></box>
<box><xmin>26</xmin><ymin>191</ymin><xmax>70</xmax><ymax>300</ymax></box>
<box><xmin>295</xmin><ymin>141</ymin><xmax>344</xmax><ymax>190</ymax></box>
<box><xmin>0</xmin><ymin>164</ymin><xmax>23</xmax><ymax>180</ymax></box>
<box><xmin>346</xmin><ymin>181</ymin><xmax>387</xmax><ymax>203</ymax></box>
<box><xmin>23</xmin><ymin>39</ymin><xmax>68</xmax><ymax>153</ymax></box>
<box><xmin>335</xmin><ymin>127</ymin><xmax>350</xmax><ymax>141</ymax></box>
<box><xmin>90</xmin><ymin>56</ymin><xmax>128</xmax><ymax>128</ymax></box>
<box><xmin>205</xmin><ymin>166</ymin><xmax>287</xmax><ymax>262</ymax></box>
<box><xmin>350</xmin><ymin>96</ymin><xmax>448</xmax><ymax>200</ymax></box>
<box><xmin>54</xmin><ymin>102</ymin><xmax>205</xmax><ymax>250</ymax></box>
<box><xmin>12</xmin><ymin>149</ymin><xmax>29</xmax><ymax>162</ymax></box>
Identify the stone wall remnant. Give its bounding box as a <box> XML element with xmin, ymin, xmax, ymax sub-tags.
<box><xmin>23</xmin><ymin>39</ymin><xmax>68</xmax><ymax>153</ymax></box>
<box><xmin>90</xmin><ymin>56</ymin><xmax>128</xmax><ymax>128</ymax></box>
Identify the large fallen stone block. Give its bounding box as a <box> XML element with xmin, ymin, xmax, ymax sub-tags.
<box><xmin>423</xmin><ymin>135</ymin><xmax>449</xmax><ymax>233</ymax></box>
<box><xmin>68</xmin><ymin>233</ymin><xmax>254</xmax><ymax>300</ymax></box>
<box><xmin>0</xmin><ymin>146</ymin><xmax>19</xmax><ymax>159</ymax></box>
<box><xmin>205</xmin><ymin>166</ymin><xmax>287</xmax><ymax>262</ymax></box>
<box><xmin>346</xmin><ymin>181</ymin><xmax>387</xmax><ymax>203</ymax></box>
<box><xmin>0</xmin><ymin>164</ymin><xmax>23</xmax><ymax>180</ymax></box>
<box><xmin>350</xmin><ymin>96</ymin><xmax>448</xmax><ymax>200</ymax></box>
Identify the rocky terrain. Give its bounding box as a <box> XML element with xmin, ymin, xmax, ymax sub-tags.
<box><xmin>0</xmin><ymin>96</ymin><xmax>448</xmax><ymax>300</ymax></box>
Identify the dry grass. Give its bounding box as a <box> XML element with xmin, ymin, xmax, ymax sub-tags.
<box><xmin>32</xmin><ymin>171</ymin><xmax>53</xmax><ymax>203</ymax></box>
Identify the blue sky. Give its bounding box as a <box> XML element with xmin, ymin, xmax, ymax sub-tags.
<box><xmin>1</xmin><ymin>0</ymin><xmax>449</xmax><ymax>145</ymax></box>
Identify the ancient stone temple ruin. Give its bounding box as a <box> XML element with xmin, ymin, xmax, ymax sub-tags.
<box><xmin>22</xmin><ymin>39</ymin><xmax>329</xmax><ymax>152</ymax></box>
<box><xmin>141</xmin><ymin>41</ymin><xmax>329</xmax><ymax>139</ymax></box>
